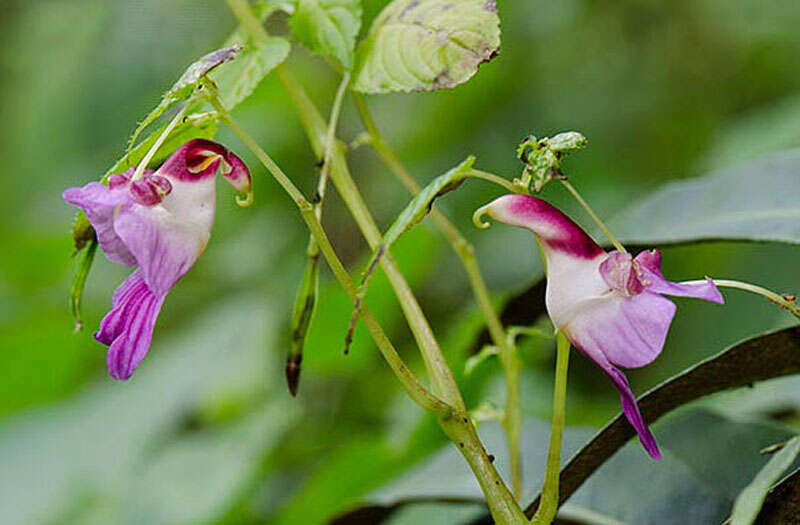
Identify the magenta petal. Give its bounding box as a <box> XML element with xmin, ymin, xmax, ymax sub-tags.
<box><xmin>634</xmin><ymin>250</ymin><xmax>724</xmax><ymax>304</ymax></box>
<box><xmin>602</xmin><ymin>362</ymin><xmax>661</xmax><ymax>459</ymax></box>
<box><xmin>62</xmin><ymin>182</ymin><xmax>136</xmax><ymax>266</ymax></box>
<box><xmin>95</xmin><ymin>271</ymin><xmax>165</xmax><ymax>380</ymax></box>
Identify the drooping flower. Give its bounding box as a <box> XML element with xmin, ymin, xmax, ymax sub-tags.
<box><xmin>477</xmin><ymin>194</ymin><xmax>724</xmax><ymax>458</ymax></box>
<box><xmin>63</xmin><ymin>139</ymin><xmax>251</xmax><ymax>380</ymax></box>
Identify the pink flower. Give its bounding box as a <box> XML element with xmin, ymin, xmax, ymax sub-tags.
<box><xmin>479</xmin><ymin>194</ymin><xmax>724</xmax><ymax>458</ymax></box>
<box><xmin>63</xmin><ymin>139</ymin><xmax>251</xmax><ymax>380</ymax></box>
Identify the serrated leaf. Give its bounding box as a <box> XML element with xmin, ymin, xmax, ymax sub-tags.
<box><xmin>290</xmin><ymin>0</ymin><xmax>362</xmax><ymax>69</ymax></box>
<box><xmin>210</xmin><ymin>38</ymin><xmax>291</xmax><ymax>109</ymax></box>
<box><xmin>344</xmin><ymin>157</ymin><xmax>475</xmax><ymax>352</ymax></box>
<box><xmin>352</xmin><ymin>0</ymin><xmax>501</xmax><ymax>93</ymax></box>
<box><xmin>730</xmin><ymin>436</ymin><xmax>800</xmax><ymax>525</ymax></box>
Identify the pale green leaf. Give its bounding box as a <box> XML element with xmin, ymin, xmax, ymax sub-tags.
<box><xmin>730</xmin><ymin>436</ymin><xmax>800</xmax><ymax>525</ymax></box>
<box><xmin>210</xmin><ymin>38</ymin><xmax>291</xmax><ymax>109</ymax></box>
<box><xmin>165</xmin><ymin>45</ymin><xmax>242</xmax><ymax>101</ymax></box>
<box><xmin>290</xmin><ymin>0</ymin><xmax>362</xmax><ymax>69</ymax></box>
<box><xmin>352</xmin><ymin>0</ymin><xmax>501</xmax><ymax>93</ymax></box>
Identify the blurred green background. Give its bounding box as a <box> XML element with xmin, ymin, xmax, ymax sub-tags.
<box><xmin>2</xmin><ymin>0</ymin><xmax>800</xmax><ymax>523</ymax></box>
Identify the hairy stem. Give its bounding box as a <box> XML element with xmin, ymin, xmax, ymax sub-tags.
<box><xmin>533</xmin><ymin>332</ymin><xmax>571</xmax><ymax>525</ymax></box>
<box><xmin>353</xmin><ymin>92</ymin><xmax>523</xmax><ymax>498</ymax></box>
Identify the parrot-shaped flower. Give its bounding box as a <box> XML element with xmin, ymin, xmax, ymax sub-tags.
<box><xmin>63</xmin><ymin>139</ymin><xmax>251</xmax><ymax>380</ymax></box>
<box><xmin>477</xmin><ymin>194</ymin><xmax>724</xmax><ymax>458</ymax></box>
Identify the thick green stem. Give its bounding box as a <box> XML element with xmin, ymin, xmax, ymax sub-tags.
<box><xmin>532</xmin><ymin>332</ymin><xmax>571</xmax><ymax>525</ymax></box>
<box><xmin>353</xmin><ymin>92</ymin><xmax>523</xmax><ymax>498</ymax></box>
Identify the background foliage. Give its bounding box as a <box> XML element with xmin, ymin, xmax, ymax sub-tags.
<box><xmin>2</xmin><ymin>0</ymin><xmax>800</xmax><ymax>523</ymax></box>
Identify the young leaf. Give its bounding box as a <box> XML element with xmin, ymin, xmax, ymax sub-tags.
<box><xmin>210</xmin><ymin>37</ymin><xmax>291</xmax><ymax>109</ymax></box>
<box><xmin>730</xmin><ymin>436</ymin><xmax>800</xmax><ymax>525</ymax></box>
<box><xmin>351</xmin><ymin>0</ymin><xmax>501</xmax><ymax>93</ymax></box>
<box><xmin>289</xmin><ymin>0</ymin><xmax>362</xmax><ymax>69</ymax></box>
<box><xmin>344</xmin><ymin>156</ymin><xmax>475</xmax><ymax>352</ymax></box>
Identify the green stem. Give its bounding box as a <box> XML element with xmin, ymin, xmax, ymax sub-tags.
<box><xmin>209</xmin><ymin>89</ymin><xmax>449</xmax><ymax>415</ymax></box>
<box><xmin>275</xmin><ymin>68</ymin><xmax>463</xmax><ymax>410</ymax></box>
<box><xmin>132</xmin><ymin>104</ymin><xmax>187</xmax><ymax>181</ymax></box>
<box><xmin>532</xmin><ymin>332</ymin><xmax>571</xmax><ymax>525</ymax></box>
<box><xmin>560</xmin><ymin>179</ymin><xmax>627</xmax><ymax>254</ymax></box>
<box><xmin>683</xmin><ymin>279</ymin><xmax>800</xmax><ymax>319</ymax></box>
<box><xmin>353</xmin><ymin>92</ymin><xmax>523</xmax><ymax>498</ymax></box>
<box><xmin>226</xmin><ymin>0</ymin><xmax>268</xmax><ymax>45</ymax></box>
<box><xmin>469</xmin><ymin>168</ymin><xmax>523</xmax><ymax>193</ymax></box>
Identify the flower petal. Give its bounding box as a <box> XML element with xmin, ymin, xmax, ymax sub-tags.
<box><xmin>635</xmin><ymin>250</ymin><xmax>724</xmax><ymax>304</ymax></box>
<box><xmin>157</xmin><ymin>138</ymin><xmax>251</xmax><ymax>193</ymax></box>
<box><xmin>565</xmin><ymin>291</ymin><xmax>676</xmax><ymax>368</ymax></box>
<box><xmin>95</xmin><ymin>270</ymin><xmax>165</xmax><ymax>380</ymax></box>
<box><xmin>113</xmin><ymin>205</ymin><xmax>207</xmax><ymax>296</ymax></box>
<box><xmin>62</xmin><ymin>182</ymin><xmax>136</xmax><ymax>266</ymax></box>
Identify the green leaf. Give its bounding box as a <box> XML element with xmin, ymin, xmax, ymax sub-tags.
<box><xmin>126</xmin><ymin>46</ymin><xmax>241</xmax><ymax>153</ymax></box>
<box><xmin>522</xmin><ymin>326</ymin><xmax>800</xmax><ymax>517</ymax></box>
<box><xmin>344</xmin><ymin>156</ymin><xmax>475</xmax><ymax>352</ymax></box>
<box><xmin>730</xmin><ymin>436</ymin><xmax>800</xmax><ymax>525</ymax></box>
<box><xmin>352</xmin><ymin>0</ymin><xmax>501</xmax><ymax>93</ymax></box>
<box><xmin>166</xmin><ymin>45</ymin><xmax>243</xmax><ymax>101</ymax></box>
<box><xmin>106</xmin><ymin>113</ymin><xmax>218</xmax><ymax>176</ymax></box>
<box><xmin>210</xmin><ymin>38</ymin><xmax>291</xmax><ymax>109</ymax></box>
<box><xmin>69</xmin><ymin>237</ymin><xmax>96</xmax><ymax>332</ymax></box>
<box><xmin>751</xmin><ymin>468</ymin><xmax>800</xmax><ymax>523</ymax></box>
<box><xmin>290</xmin><ymin>0</ymin><xmax>362</xmax><ymax>69</ymax></box>
<box><xmin>609</xmin><ymin>150</ymin><xmax>800</xmax><ymax>247</ymax></box>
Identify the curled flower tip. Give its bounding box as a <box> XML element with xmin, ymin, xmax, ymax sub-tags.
<box><xmin>472</xmin><ymin>204</ymin><xmax>494</xmax><ymax>229</ymax></box>
<box><xmin>235</xmin><ymin>189</ymin><xmax>254</xmax><ymax>208</ymax></box>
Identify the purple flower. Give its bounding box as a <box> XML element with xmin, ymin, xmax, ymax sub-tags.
<box><xmin>63</xmin><ymin>139</ymin><xmax>251</xmax><ymax>380</ymax></box>
<box><xmin>480</xmin><ymin>194</ymin><xmax>724</xmax><ymax>458</ymax></box>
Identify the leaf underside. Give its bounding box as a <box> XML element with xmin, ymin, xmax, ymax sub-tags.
<box><xmin>352</xmin><ymin>0</ymin><xmax>501</xmax><ymax>93</ymax></box>
<box><xmin>290</xmin><ymin>0</ymin><xmax>362</xmax><ymax>69</ymax></box>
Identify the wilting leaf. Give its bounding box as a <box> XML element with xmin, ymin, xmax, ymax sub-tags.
<box><xmin>521</xmin><ymin>326</ymin><xmax>800</xmax><ymax>517</ymax></box>
<box><xmin>730</xmin><ymin>436</ymin><xmax>800</xmax><ymax>525</ymax></box>
<box><xmin>352</xmin><ymin>0</ymin><xmax>501</xmax><ymax>93</ymax></box>
<box><xmin>345</xmin><ymin>157</ymin><xmax>475</xmax><ymax>352</ymax></box>
<box><xmin>210</xmin><ymin>38</ymin><xmax>291</xmax><ymax>109</ymax></box>
<box><xmin>290</xmin><ymin>0</ymin><xmax>362</xmax><ymax>69</ymax></box>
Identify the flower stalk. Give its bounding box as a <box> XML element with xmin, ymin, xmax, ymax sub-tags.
<box><xmin>532</xmin><ymin>332</ymin><xmax>571</xmax><ymax>525</ymax></box>
<box><xmin>353</xmin><ymin>92</ymin><xmax>524</xmax><ymax>498</ymax></box>
<box><xmin>559</xmin><ymin>179</ymin><xmax>627</xmax><ymax>254</ymax></box>
<box><xmin>132</xmin><ymin>104</ymin><xmax>188</xmax><ymax>181</ymax></box>
<box><xmin>684</xmin><ymin>279</ymin><xmax>800</xmax><ymax>319</ymax></box>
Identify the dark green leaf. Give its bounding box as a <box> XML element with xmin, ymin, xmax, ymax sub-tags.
<box><xmin>352</xmin><ymin>0</ymin><xmax>501</xmax><ymax>93</ymax></box>
<box><xmin>610</xmin><ymin>150</ymin><xmax>800</xmax><ymax>247</ymax></box>
<box><xmin>289</xmin><ymin>0</ymin><xmax>362</xmax><ymax>69</ymax></box>
<box><xmin>522</xmin><ymin>326</ymin><xmax>800</xmax><ymax>517</ymax></box>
